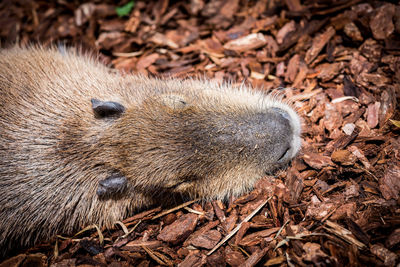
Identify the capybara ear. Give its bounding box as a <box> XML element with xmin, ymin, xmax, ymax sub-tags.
<box><xmin>96</xmin><ymin>173</ymin><xmax>128</xmax><ymax>199</ymax></box>
<box><xmin>161</xmin><ymin>94</ymin><xmax>188</xmax><ymax>110</ymax></box>
<box><xmin>91</xmin><ymin>98</ymin><xmax>125</xmax><ymax>118</ymax></box>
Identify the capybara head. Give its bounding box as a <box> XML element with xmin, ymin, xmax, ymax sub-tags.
<box><xmin>98</xmin><ymin>78</ymin><xmax>301</xmax><ymax>201</ymax></box>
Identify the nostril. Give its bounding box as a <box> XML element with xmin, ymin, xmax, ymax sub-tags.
<box><xmin>277</xmin><ymin>146</ymin><xmax>290</xmax><ymax>162</ymax></box>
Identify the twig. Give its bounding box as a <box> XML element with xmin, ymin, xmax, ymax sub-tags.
<box><xmin>207</xmin><ymin>196</ymin><xmax>272</xmax><ymax>256</ymax></box>
<box><xmin>115</xmin><ymin>221</ymin><xmax>129</xmax><ymax>235</ymax></box>
<box><xmin>152</xmin><ymin>199</ymin><xmax>200</xmax><ymax>220</ymax></box>
<box><xmin>73</xmin><ymin>224</ymin><xmax>104</xmax><ymax>245</ymax></box>
<box><xmin>274</xmin><ymin>220</ymin><xmax>290</xmax><ymax>239</ymax></box>
<box><xmin>184</xmin><ymin>206</ymin><xmax>205</xmax><ymax>216</ymax></box>
<box><xmin>324</xmin><ymin>220</ymin><xmax>366</xmax><ymax>248</ymax></box>
<box><xmin>142</xmin><ymin>245</ymin><xmax>172</xmax><ymax>266</ymax></box>
<box><xmin>121</xmin><ymin>220</ymin><xmax>142</xmax><ymax>239</ymax></box>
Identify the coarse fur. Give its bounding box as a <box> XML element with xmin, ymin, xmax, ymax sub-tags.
<box><xmin>0</xmin><ymin>46</ymin><xmax>301</xmax><ymax>257</ymax></box>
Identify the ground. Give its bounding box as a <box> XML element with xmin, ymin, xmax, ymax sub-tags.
<box><xmin>0</xmin><ymin>0</ymin><xmax>399</xmax><ymax>266</ymax></box>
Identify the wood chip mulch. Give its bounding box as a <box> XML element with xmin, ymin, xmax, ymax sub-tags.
<box><xmin>0</xmin><ymin>0</ymin><xmax>399</xmax><ymax>266</ymax></box>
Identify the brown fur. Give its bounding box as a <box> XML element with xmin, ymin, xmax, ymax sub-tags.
<box><xmin>0</xmin><ymin>46</ymin><xmax>301</xmax><ymax>257</ymax></box>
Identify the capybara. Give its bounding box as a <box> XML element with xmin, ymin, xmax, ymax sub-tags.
<box><xmin>0</xmin><ymin>46</ymin><xmax>301</xmax><ymax>257</ymax></box>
